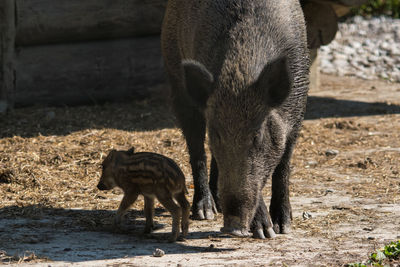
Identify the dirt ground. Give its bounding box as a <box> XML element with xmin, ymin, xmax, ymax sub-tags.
<box><xmin>0</xmin><ymin>74</ymin><xmax>399</xmax><ymax>266</ymax></box>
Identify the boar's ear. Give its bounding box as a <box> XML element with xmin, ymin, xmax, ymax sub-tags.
<box><xmin>257</xmin><ymin>57</ymin><xmax>292</xmax><ymax>108</ymax></box>
<box><xmin>182</xmin><ymin>60</ymin><xmax>214</xmax><ymax>108</ymax></box>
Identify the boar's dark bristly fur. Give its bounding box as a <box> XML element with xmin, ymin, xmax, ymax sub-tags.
<box><xmin>162</xmin><ymin>0</ymin><xmax>310</xmax><ymax>238</ymax></box>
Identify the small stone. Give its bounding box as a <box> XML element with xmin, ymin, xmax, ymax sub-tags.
<box><xmin>305</xmin><ymin>160</ymin><xmax>318</xmax><ymax>168</ymax></box>
<box><xmin>379</xmin><ymin>72</ymin><xmax>389</xmax><ymax>79</ymax></box>
<box><xmin>152</xmin><ymin>248</ymin><xmax>165</xmax><ymax>257</ymax></box>
<box><xmin>390</xmin><ymin>72</ymin><xmax>400</xmax><ymax>82</ymax></box>
<box><xmin>205</xmin><ymin>244</ymin><xmax>217</xmax><ymax>252</ymax></box>
<box><xmin>367</xmin><ymin>55</ymin><xmax>379</xmax><ymax>62</ymax></box>
<box><xmin>325</xmin><ymin>149</ymin><xmax>339</xmax><ymax>157</ymax></box>
<box><xmin>350</xmin><ymin>41</ymin><xmax>362</xmax><ymax>49</ymax></box>
<box><xmin>302</xmin><ymin>211</ymin><xmax>312</xmax><ymax>220</ymax></box>
<box><xmin>357</xmin><ymin>161</ymin><xmax>368</xmax><ymax>169</ymax></box>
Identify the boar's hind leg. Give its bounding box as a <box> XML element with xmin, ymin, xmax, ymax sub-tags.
<box><xmin>172</xmin><ymin>97</ymin><xmax>217</xmax><ymax>220</ymax></box>
<box><xmin>250</xmin><ymin>196</ymin><xmax>276</xmax><ymax>239</ymax></box>
<box><xmin>269</xmin><ymin>138</ymin><xmax>295</xmax><ymax>234</ymax></box>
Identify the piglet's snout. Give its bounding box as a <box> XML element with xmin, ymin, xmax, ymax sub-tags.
<box><xmin>97</xmin><ymin>182</ymin><xmax>107</xmax><ymax>190</ymax></box>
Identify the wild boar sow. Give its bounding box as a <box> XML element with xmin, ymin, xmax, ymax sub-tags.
<box><xmin>161</xmin><ymin>0</ymin><xmax>309</xmax><ymax>238</ymax></box>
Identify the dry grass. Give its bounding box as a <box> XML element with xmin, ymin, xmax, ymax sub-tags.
<box><xmin>1</xmin><ymin>99</ymin><xmax>399</xmax><ymax>223</ymax></box>
<box><xmin>1</xmin><ymin>76</ymin><xmax>400</xmax><ymax>264</ymax></box>
<box><xmin>0</xmin><ymin>98</ymin><xmax>190</xmax><ymax>214</ymax></box>
<box><xmin>0</xmin><ymin>250</ymin><xmax>49</xmax><ymax>264</ymax></box>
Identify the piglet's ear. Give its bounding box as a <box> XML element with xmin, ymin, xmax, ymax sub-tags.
<box><xmin>182</xmin><ymin>59</ymin><xmax>214</xmax><ymax>108</ymax></box>
<box><xmin>105</xmin><ymin>149</ymin><xmax>117</xmax><ymax>165</ymax></box>
<box><xmin>257</xmin><ymin>57</ymin><xmax>292</xmax><ymax>108</ymax></box>
<box><xmin>127</xmin><ymin>147</ymin><xmax>135</xmax><ymax>155</ymax></box>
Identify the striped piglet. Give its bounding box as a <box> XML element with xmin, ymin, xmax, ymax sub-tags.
<box><xmin>97</xmin><ymin>148</ymin><xmax>190</xmax><ymax>242</ymax></box>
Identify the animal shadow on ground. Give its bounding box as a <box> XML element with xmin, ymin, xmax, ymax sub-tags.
<box><xmin>0</xmin><ymin>205</ymin><xmax>235</xmax><ymax>262</ymax></box>
<box><xmin>0</xmin><ymin>98</ymin><xmax>177</xmax><ymax>138</ymax></box>
<box><xmin>1</xmin><ymin>95</ymin><xmax>400</xmax><ymax>138</ymax></box>
<box><xmin>305</xmin><ymin>96</ymin><xmax>400</xmax><ymax>120</ymax></box>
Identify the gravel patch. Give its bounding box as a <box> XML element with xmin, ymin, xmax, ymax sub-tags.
<box><xmin>320</xmin><ymin>16</ymin><xmax>400</xmax><ymax>82</ymax></box>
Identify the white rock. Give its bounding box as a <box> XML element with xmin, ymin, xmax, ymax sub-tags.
<box><xmin>152</xmin><ymin>248</ymin><xmax>165</xmax><ymax>257</ymax></box>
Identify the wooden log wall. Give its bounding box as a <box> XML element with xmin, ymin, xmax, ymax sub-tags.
<box><xmin>1</xmin><ymin>0</ymin><xmax>367</xmax><ymax>108</ymax></box>
<box><xmin>1</xmin><ymin>0</ymin><xmax>168</xmax><ymax>108</ymax></box>
<box><xmin>0</xmin><ymin>0</ymin><xmax>16</xmax><ymax>111</ymax></box>
<box><xmin>15</xmin><ymin>36</ymin><xmax>164</xmax><ymax>106</ymax></box>
<box><xmin>16</xmin><ymin>0</ymin><xmax>167</xmax><ymax>46</ymax></box>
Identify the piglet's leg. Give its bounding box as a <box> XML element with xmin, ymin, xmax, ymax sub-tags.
<box><xmin>157</xmin><ymin>194</ymin><xmax>182</xmax><ymax>242</ymax></box>
<box><xmin>175</xmin><ymin>191</ymin><xmax>190</xmax><ymax>237</ymax></box>
<box><xmin>144</xmin><ymin>196</ymin><xmax>155</xmax><ymax>233</ymax></box>
<box><xmin>114</xmin><ymin>191</ymin><xmax>139</xmax><ymax>226</ymax></box>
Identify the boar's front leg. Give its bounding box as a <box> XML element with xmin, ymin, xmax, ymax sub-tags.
<box><xmin>250</xmin><ymin>196</ymin><xmax>276</xmax><ymax>239</ymax></box>
<box><xmin>269</xmin><ymin>138</ymin><xmax>295</xmax><ymax>234</ymax></box>
<box><xmin>172</xmin><ymin>97</ymin><xmax>217</xmax><ymax>220</ymax></box>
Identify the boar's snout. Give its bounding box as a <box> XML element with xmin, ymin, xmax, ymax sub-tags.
<box><xmin>97</xmin><ymin>182</ymin><xmax>107</xmax><ymax>191</ymax></box>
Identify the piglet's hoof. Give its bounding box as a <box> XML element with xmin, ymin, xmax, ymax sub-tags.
<box><xmin>220</xmin><ymin>227</ymin><xmax>251</xmax><ymax>237</ymax></box>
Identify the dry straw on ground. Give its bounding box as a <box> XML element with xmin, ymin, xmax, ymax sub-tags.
<box><xmin>1</xmin><ymin>75</ymin><xmax>399</xmax><ymax>265</ymax></box>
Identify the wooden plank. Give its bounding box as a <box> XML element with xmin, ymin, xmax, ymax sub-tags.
<box><xmin>0</xmin><ymin>0</ymin><xmax>16</xmax><ymax>112</ymax></box>
<box><xmin>0</xmin><ymin>4</ymin><xmax>3</xmax><ymax>105</ymax></box>
<box><xmin>16</xmin><ymin>0</ymin><xmax>167</xmax><ymax>46</ymax></box>
<box><xmin>15</xmin><ymin>36</ymin><xmax>165</xmax><ymax>106</ymax></box>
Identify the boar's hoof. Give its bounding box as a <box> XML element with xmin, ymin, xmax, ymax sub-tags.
<box><xmin>192</xmin><ymin>209</ymin><xmax>210</xmax><ymax>220</ymax></box>
<box><xmin>191</xmin><ymin>197</ymin><xmax>217</xmax><ymax>220</ymax></box>
<box><xmin>220</xmin><ymin>227</ymin><xmax>251</xmax><ymax>237</ymax></box>
<box><xmin>253</xmin><ymin>227</ymin><xmax>276</xmax><ymax>239</ymax></box>
<box><xmin>273</xmin><ymin>223</ymin><xmax>291</xmax><ymax>234</ymax></box>
<box><xmin>266</xmin><ymin>227</ymin><xmax>277</xmax><ymax>238</ymax></box>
